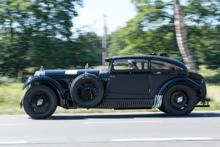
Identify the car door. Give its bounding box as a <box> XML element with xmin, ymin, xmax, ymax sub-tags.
<box><xmin>148</xmin><ymin>59</ymin><xmax>187</xmax><ymax>96</ymax></box>
<box><xmin>107</xmin><ymin>59</ymin><xmax>150</xmax><ymax>97</ymax></box>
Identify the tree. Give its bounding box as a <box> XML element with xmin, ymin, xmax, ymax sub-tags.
<box><xmin>0</xmin><ymin>0</ymin><xmax>82</xmax><ymax>39</ymax></box>
<box><xmin>73</xmin><ymin>32</ymin><xmax>102</xmax><ymax>67</ymax></box>
<box><xmin>0</xmin><ymin>0</ymin><xmax>83</xmax><ymax>75</ymax></box>
<box><xmin>108</xmin><ymin>0</ymin><xmax>220</xmax><ymax>70</ymax></box>
<box><xmin>108</xmin><ymin>0</ymin><xmax>182</xmax><ymax>60</ymax></box>
<box><xmin>108</xmin><ymin>29</ymin><xmax>127</xmax><ymax>57</ymax></box>
<box><xmin>173</xmin><ymin>0</ymin><xmax>197</xmax><ymax>72</ymax></box>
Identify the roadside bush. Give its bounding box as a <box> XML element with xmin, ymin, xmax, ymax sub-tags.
<box><xmin>0</xmin><ymin>76</ymin><xmax>16</xmax><ymax>85</ymax></box>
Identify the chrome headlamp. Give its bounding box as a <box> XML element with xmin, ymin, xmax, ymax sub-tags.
<box><xmin>34</xmin><ymin>71</ymin><xmax>45</xmax><ymax>76</ymax></box>
<box><xmin>34</xmin><ymin>66</ymin><xmax>45</xmax><ymax>76</ymax></box>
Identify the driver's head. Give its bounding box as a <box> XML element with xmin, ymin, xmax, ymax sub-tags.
<box><xmin>128</xmin><ymin>60</ymin><xmax>137</xmax><ymax>69</ymax></box>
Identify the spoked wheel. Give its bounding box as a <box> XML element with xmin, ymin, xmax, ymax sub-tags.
<box><xmin>23</xmin><ymin>85</ymin><xmax>57</xmax><ymax>119</ymax></box>
<box><xmin>77</xmin><ymin>80</ymin><xmax>98</xmax><ymax>102</ymax></box>
<box><xmin>70</xmin><ymin>74</ymin><xmax>104</xmax><ymax>108</ymax></box>
<box><xmin>163</xmin><ymin>85</ymin><xmax>197</xmax><ymax>116</ymax></box>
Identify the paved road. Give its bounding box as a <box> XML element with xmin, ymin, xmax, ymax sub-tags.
<box><xmin>1</xmin><ymin>111</ymin><xmax>220</xmax><ymax>147</ymax></box>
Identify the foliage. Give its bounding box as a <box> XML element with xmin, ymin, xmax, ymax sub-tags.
<box><xmin>184</xmin><ymin>0</ymin><xmax>220</xmax><ymax>26</ymax></box>
<box><xmin>187</xmin><ymin>25</ymin><xmax>220</xmax><ymax>69</ymax></box>
<box><xmin>0</xmin><ymin>76</ymin><xmax>15</xmax><ymax>85</ymax></box>
<box><xmin>108</xmin><ymin>0</ymin><xmax>181</xmax><ymax>60</ymax></box>
<box><xmin>74</xmin><ymin>32</ymin><xmax>102</xmax><ymax>67</ymax></box>
<box><xmin>0</xmin><ymin>0</ymin><xmax>82</xmax><ymax>39</ymax></box>
<box><xmin>0</xmin><ymin>0</ymin><xmax>103</xmax><ymax>76</ymax></box>
<box><xmin>108</xmin><ymin>29</ymin><xmax>127</xmax><ymax>57</ymax></box>
<box><xmin>108</xmin><ymin>0</ymin><xmax>220</xmax><ymax>69</ymax></box>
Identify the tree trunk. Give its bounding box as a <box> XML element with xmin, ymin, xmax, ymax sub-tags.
<box><xmin>173</xmin><ymin>0</ymin><xmax>197</xmax><ymax>73</ymax></box>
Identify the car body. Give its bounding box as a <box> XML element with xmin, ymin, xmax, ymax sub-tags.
<box><xmin>21</xmin><ymin>53</ymin><xmax>210</xmax><ymax>119</ymax></box>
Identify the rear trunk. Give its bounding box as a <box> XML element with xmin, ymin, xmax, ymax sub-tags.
<box><xmin>189</xmin><ymin>72</ymin><xmax>206</xmax><ymax>98</ymax></box>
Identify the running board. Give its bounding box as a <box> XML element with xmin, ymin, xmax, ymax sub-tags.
<box><xmin>96</xmin><ymin>99</ymin><xmax>154</xmax><ymax>108</ymax></box>
<box><xmin>195</xmin><ymin>105</ymin><xmax>210</xmax><ymax>107</ymax></box>
<box><xmin>67</xmin><ymin>98</ymin><xmax>154</xmax><ymax>109</ymax></box>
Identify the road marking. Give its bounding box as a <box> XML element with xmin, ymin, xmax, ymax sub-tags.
<box><xmin>0</xmin><ymin>141</ymin><xmax>28</xmax><ymax>144</ymax></box>
<box><xmin>0</xmin><ymin>124</ymin><xmax>24</xmax><ymax>126</ymax></box>
<box><xmin>84</xmin><ymin>121</ymin><xmax>161</xmax><ymax>124</ymax></box>
<box><xmin>112</xmin><ymin>137</ymin><xmax>213</xmax><ymax>142</ymax></box>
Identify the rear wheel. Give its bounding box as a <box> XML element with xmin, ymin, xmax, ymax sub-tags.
<box><xmin>163</xmin><ymin>84</ymin><xmax>197</xmax><ymax>116</ymax></box>
<box><xmin>158</xmin><ymin>106</ymin><xmax>168</xmax><ymax>114</ymax></box>
<box><xmin>23</xmin><ymin>85</ymin><xmax>57</xmax><ymax>119</ymax></box>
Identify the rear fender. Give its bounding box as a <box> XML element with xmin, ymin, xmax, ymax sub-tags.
<box><xmin>152</xmin><ymin>78</ymin><xmax>203</xmax><ymax>108</ymax></box>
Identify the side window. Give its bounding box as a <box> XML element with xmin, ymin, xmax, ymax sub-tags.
<box><xmin>113</xmin><ymin>59</ymin><xmax>148</xmax><ymax>70</ymax></box>
<box><xmin>151</xmin><ymin>60</ymin><xmax>183</xmax><ymax>70</ymax></box>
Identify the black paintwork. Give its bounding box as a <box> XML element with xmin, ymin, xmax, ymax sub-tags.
<box><xmin>45</xmin><ymin>69</ymin><xmax>100</xmax><ymax>76</ymax></box>
<box><xmin>22</xmin><ymin>76</ymin><xmax>66</xmax><ymax>107</ymax></box>
<box><xmin>22</xmin><ymin>54</ymin><xmax>208</xmax><ymax>109</ymax></box>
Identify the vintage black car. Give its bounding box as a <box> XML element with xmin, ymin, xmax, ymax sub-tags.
<box><xmin>21</xmin><ymin>53</ymin><xmax>209</xmax><ymax>119</ymax></box>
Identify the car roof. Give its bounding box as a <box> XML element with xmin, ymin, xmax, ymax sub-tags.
<box><xmin>106</xmin><ymin>54</ymin><xmax>182</xmax><ymax>64</ymax></box>
<box><xmin>105</xmin><ymin>54</ymin><xmax>188</xmax><ymax>73</ymax></box>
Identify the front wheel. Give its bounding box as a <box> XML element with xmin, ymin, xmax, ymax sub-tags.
<box><xmin>23</xmin><ymin>85</ymin><xmax>57</xmax><ymax>119</ymax></box>
<box><xmin>163</xmin><ymin>84</ymin><xmax>197</xmax><ymax>116</ymax></box>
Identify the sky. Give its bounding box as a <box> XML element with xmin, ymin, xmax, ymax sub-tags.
<box><xmin>71</xmin><ymin>0</ymin><xmax>137</xmax><ymax>36</ymax></box>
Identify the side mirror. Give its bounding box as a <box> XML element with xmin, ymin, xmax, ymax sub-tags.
<box><xmin>113</xmin><ymin>62</ymin><xmax>117</xmax><ymax>66</ymax></box>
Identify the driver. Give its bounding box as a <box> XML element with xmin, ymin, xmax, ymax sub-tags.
<box><xmin>128</xmin><ymin>60</ymin><xmax>138</xmax><ymax>70</ymax></box>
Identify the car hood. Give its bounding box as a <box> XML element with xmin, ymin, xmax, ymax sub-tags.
<box><xmin>44</xmin><ymin>69</ymin><xmax>101</xmax><ymax>76</ymax></box>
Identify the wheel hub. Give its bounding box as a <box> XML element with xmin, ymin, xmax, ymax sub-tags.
<box><xmin>37</xmin><ymin>98</ymin><xmax>44</xmax><ymax>106</ymax></box>
<box><xmin>170</xmin><ymin>90</ymin><xmax>188</xmax><ymax>108</ymax></box>
<box><xmin>176</xmin><ymin>96</ymin><xmax>183</xmax><ymax>103</ymax></box>
<box><xmin>30</xmin><ymin>93</ymin><xmax>51</xmax><ymax>113</ymax></box>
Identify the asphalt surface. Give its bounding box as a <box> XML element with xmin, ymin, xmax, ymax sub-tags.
<box><xmin>1</xmin><ymin>110</ymin><xmax>220</xmax><ymax>147</ymax></box>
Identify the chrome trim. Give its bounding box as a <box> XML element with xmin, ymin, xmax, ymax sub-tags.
<box><xmin>26</xmin><ymin>76</ymin><xmax>33</xmax><ymax>90</ymax></box>
<box><xmin>152</xmin><ymin>95</ymin><xmax>163</xmax><ymax>108</ymax></box>
<box><xmin>26</xmin><ymin>84</ymin><xmax>31</xmax><ymax>90</ymax></box>
<box><xmin>28</xmin><ymin>76</ymin><xmax>33</xmax><ymax>82</ymax></box>
<box><xmin>177</xmin><ymin>96</ymin><xmax>183</xmax><ymax>103</ymax></box>
<box><xmin>34</xmin><ymin>71</ymin><xmax>45</xmax><ymax>77</ymax></box>
<box><xmin>40</xmin><ymin>66</ymin><xmax>44</xmax><ymax>71</ymax></box>
<box><xmin>37</xmin><ymin>98</ymin><xmax>43</xmax><ymax>106</ymax></box>
<box><xmin>85</xmin><ymin>63</ymin><xmax>88</xmax><ymax>74</ymax></box>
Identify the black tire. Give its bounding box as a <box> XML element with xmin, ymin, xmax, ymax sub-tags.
<box><xmin>163</xmin><ymin>84</ymin><xmax>197</xmax><ymax>116</ymax></box>
<box><xmin>23</xmin><ymin>85</ymin><xmax>57</xmax><ymax>119</ymax></box>
<box><xmin>70</xmin><ymin>73</ymin><xmax>104</xmax><ymax>108</ymax></box>
<box><xmin>158</xmin><ymin>106</ymin><xmax>168</xmax><ymax>114</ymax></box>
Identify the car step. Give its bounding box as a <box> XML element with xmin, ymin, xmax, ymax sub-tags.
<box><xmin>195</xmin><ymin>105</ymin><xmax>210</xmax><ymax>107</ymax></box>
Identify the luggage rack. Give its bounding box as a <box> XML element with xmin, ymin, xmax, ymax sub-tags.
<box><xmin>195</xmin><ymin>97</ymin><xmax>210</xmax><ymax>107</ymax></box>
<box><xmin>148</xmin><ymin>52</ymin><xmax>167</xmax><ymax>57</ymax></box>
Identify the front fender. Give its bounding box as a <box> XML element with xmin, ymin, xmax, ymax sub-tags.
<box><xmin>22</xmin><ymin>76</ymin><xmax>66</xmax><ymax>101</ymax></box>
<box><xmin>152</xmin><ymin>78</ymin><xmax>203</xmax><ymax>108</ymax></box>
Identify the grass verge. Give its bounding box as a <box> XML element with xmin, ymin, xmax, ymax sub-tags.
<box><xmin>0</xmin><ymin>66</ymin><xmax>219</xmax><ymax>114</ymax></box>
<box><xmin>0</xmin><ymin>84</ymin><xmax>219</xmax><ymax>114</ymax></box>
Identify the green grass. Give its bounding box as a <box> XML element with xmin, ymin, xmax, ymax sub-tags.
<box><xmin>0</xmin><ymin>66</ymin><xmax>219</xmax><ymax>114</ymax></box>
<box><xmin>0</xmin><ymin>83</ymin><xmax>148</xmax><ymax>114</ymax></box>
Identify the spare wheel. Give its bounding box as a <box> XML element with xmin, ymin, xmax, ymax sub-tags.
<box><xmin>70</xmin><ymin>73</ymin><xmax>104</xmax><ymax>108</ymax></box>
